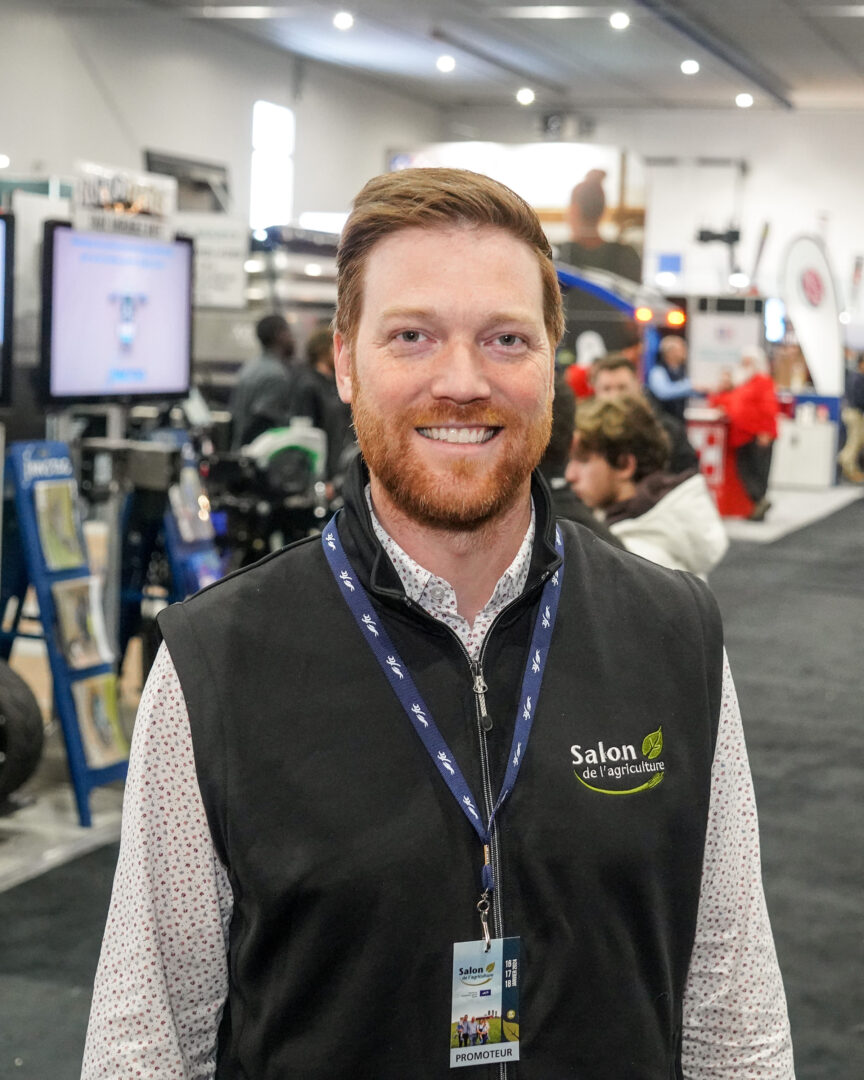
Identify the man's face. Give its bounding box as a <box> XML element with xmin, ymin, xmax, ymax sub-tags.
<box><xmin>593</xmin><ymin>366</ymin><xmax>640</xmax><ymax>400</ymax></box>
<box><xmin>333</xmin><ymin>225</ymin><xmax>554</xmax><ymax>531</ymax></box>
<box><xmin>565</xmin><ymin>436</ymin><xmax>626</xmax><ymax>509</ymax></box>
<box><xmin>663</xmin><ymin>338</ymin><xmax>687</xmax><ymax>369</ymax></box>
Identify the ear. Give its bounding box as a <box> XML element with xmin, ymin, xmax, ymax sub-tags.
<box><xmin>333</xmin><ymin>331</ymin><xmax>353</xmax><ymax>404</ymax></box>
<box><xmin>617</xmin><ymin>452</ymin><xmax>638</xmax><ymax>482</ymax></box>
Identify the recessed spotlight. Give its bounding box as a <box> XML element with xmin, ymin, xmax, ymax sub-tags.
<box><xmin>252</xmin><ymin>229</ymin><xmax>268</xmax><ymax>242</ymax></box>
<box><xmin>0</xmin><ymin>154</ymin><xmax>10</xmax><ymax>169</ymax></box>
<box><xmin>736</xmin><ymin>92</ymin><xmax>754</xmax><ymax>108</ymax></box>
<box><xmin>839</xmin><ymin>311</ymin><xmax>851</xmax><ymax>325</ymax></box>
<box><xmin>729</xmin><ymin>271</ymin><xmax>750</xmax><ymax>289</ymax></box>
<box><xmin>333</xmin><ymin>11</ymin><xmax>354</xmax><ymax>31</ymax></box>
<box><xmin>610</xmin><ymin>11</ymin><xmax>630</xmax><ymax>30</ymax></box>
<box><xmin>681</xmin><ymin>59</ymin><xmax>700</xmax><ymax>75</ymax></box>
<box><xmin>304</xmin><ymin>263</ymin><xmax>323</xmax><ymax>277</ymax></box>
<box><xmin>436</xmin><ymin>54</ymin><xmax>456</xmax><ymax>73</ymax></box>
<box><xmin>516</xmin><ymin>87</ymin><xmax>536</xmax><ymax>105</ymax></box>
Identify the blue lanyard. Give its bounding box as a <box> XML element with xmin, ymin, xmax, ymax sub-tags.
<box><xmin>321</xmin><ymin>511</ymin><xmax>564</xmax><ymax>905</ymax></box>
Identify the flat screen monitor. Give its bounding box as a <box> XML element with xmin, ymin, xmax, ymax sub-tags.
<box><xmin>0</xmin><ymin>213</ymin><xmax>14</xmax><ymax>407</ymax></box>
<box><xmin>40</xmin><ymin>222</ymin><xmax>192</xmax><ymax>404</ymax></box>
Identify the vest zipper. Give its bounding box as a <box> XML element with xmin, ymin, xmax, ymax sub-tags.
<box><xmin>404</xmin><ymin>577</ymin><xmax>551</xmax><ymax>1080</ymax></box>
<box><xmin>472</xmin><ymin>656</ymin><xmax>509</xmax><ymax>1080</ymax></box>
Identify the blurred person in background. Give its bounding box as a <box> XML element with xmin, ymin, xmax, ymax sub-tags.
<box><xmin>538</xmin><ymin>374</ymin><xmax>623</xmax><ymax>548</ymax></box>
<box><xmin>557</xmin><ymin>168</ymin><xmax>642</xmax><ymax>283</ymax></box>
<box><xmin>838</xmin><ymin>352</ymin><xmax>864</xmax><ymax>483</ymax></box>
<box><xmin>229</xmin><ymin>313</ymin><xmax>296</xmax><ymax>449</ymax></box>
<box><xmin>290</xmin><ymin>325</ymin><xmax>354</xmax><ymax>484</ymax></box>
<box><xmin>592</xmin><ymin>353</ymin><xmax>699</xmax><ymax>474</ymax></box>
<box><xmin>567</xmin><ymin>395</ymin><xmax>728</xmax><ymax>578</ymax></box>
<box><xmin>647</xmin><ymin>334</ymin><xmax>697</xmax><ymax>422</ymax></box>
<box><xmin>710</xmin><ymin>345</ymin><xmax>780</xmax><ymax>521</ymax></box>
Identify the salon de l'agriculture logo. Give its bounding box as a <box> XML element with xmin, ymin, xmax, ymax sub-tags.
<box><xmin>570</xmin><ymin>726</ymin><xmax>665</xmax><ymax>795</ymax></box>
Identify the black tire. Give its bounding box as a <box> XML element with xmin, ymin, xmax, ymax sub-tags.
<box><xmin>0</xmin><ymin>659</ymin><xmax>45</xmax><ymax>802</ymax></box>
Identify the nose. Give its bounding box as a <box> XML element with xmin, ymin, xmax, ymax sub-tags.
<box><xmin>429</xmin><ymin>339</ymin><xmax>491</xmax><ymax>403</ymax></box>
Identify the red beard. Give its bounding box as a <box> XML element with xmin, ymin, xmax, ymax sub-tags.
<box><xmin>351</xmin><ymin>384</ymin><xmax>552</xmax><ymax>531</ymax></box>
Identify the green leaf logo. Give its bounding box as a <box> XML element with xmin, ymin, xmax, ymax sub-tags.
<box><xmin>642</xmin><ymin>726</ymin><xmax>663</xmax><ymax>760</ymax></box>
<box><xmin>486</xmin><ymin>962</ymin><xmax>496</xmax><ymax>973</ymax></box>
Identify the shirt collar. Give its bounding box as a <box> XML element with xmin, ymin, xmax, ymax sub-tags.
<box><xmin>365</xmin><ymin>486</ymin><xmax>535</xmax><ymax>614</ymax></box>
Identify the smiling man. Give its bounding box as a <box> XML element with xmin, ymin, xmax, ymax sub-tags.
<box><xmin>83</xmin><ymin>169</ymin><xmax>793</xmax><ymax>1079</ymax></box>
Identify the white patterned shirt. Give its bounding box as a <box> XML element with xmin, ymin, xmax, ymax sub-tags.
<box><xmin>82</xmin><ymin>511</ymin><xmax>794</xmax><ymax>1079</ymax></box>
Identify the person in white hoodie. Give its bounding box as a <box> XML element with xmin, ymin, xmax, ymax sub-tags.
<box><xmin>565</xmin><ymin>395</ymin><xmax>729</xmax><ymax>578</ymax></box>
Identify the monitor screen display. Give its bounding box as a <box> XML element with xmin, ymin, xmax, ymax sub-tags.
<box><xmin>0</xmin><ymin>214</ymin><xmax>13</xmax><ymax>406</ymax></box>
<box><xmin>42</xmin><ymin>223</ymin><xmax>192</xmax><ymax>403</ymax></box>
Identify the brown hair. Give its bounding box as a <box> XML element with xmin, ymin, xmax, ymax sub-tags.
<box><xmin>574</xmin><ymin>395</ymin><xmax>670</xmax><ymax>480</ymax></box>
<box><xmin>570</xmin><ymin>168</ymin><xmax>607</xmax><ymax>226</ymax></box>
<box><xmin>590</xmin><ymin>353</ymin><xmax>638</xmax><ymax>381</ymax></box>
<box><xmin>305</xmin><ymin>327</ymin><xmax>333</xmax><ymax>366</ymax></box>
<box><xmin>335</xmin><ymin>167</ymin><xmax>564</xmax><ymax>350</ymax></box>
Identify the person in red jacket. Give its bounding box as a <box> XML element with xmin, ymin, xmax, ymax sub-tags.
<box><xmin>710</xmin><ymin>346</ymin><xmax>779</xmax><ymax>521</ymax></box>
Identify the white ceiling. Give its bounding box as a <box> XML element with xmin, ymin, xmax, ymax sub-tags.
<box><xmin>39</xmin><ymin>1</ymin><xmax>864</xmax><ymax>112</ymax></box>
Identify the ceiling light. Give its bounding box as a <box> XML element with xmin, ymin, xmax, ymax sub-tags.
<box><xmin>244</xmin><ymin>259</ymin><xmax>265</xmax><ymax>274</ymax></box>
<box><xmin>634</xmin><ymin>306</ymin><xmax>653</xmax><ymax>322</ymax></box>
<box><xmin>333</xmin><ymin>11</ymin><xmax>354</xmax><ymax>30</ymax></box>
<box><xmin>516</xmin><ymin>87</ymin><xmax>536</xmax><ymax>105</ymax></box>
<box><xmin>609</xmin><ymin>11</ymin><xmax>630</xmax><ymax>30</ymax></box>
<box><xmin>436</xmin><ymin>54</ymin><xmax>456</xmax><ymax>73</ymax></box>
<box><xmin>304</xmin><ymin>263</ymin><xmax>323</xmax><ymax>277</ymax></box>
<box><xmin>729</xmin><ymin>271</ymin><xmax>750</xmax><ymax>289</ymax></box>
<box><xmin>839</xmin><ymin>311</ymin><xmax>851</xmax><ymax>325</ymax></box>
<box><xmin>0</xmin><ymin>154</ymin><xmax>10</xmax><ymax>169</ymax></box>
<box><xmin>735</xmin><ymin>92</ymin><xmax>754</xmax><ymax>108</ymax></box>
<box><xmin>681</xmin><ymin>59</ymin><xmax>700</xmax><ymax>75</ymax></box>
<box><xmin>252</xmin><ymin>229</ymin><xmax>268</xmax><ymax>242</ymax></box>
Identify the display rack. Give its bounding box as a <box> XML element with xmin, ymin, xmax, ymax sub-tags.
<box><xmin>0</xmin><ymin>440</ymin><xmax>127</xmax><ymax>827</ymax></box>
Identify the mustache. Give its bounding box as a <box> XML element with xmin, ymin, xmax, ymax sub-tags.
<box><xmin>407</xmin><ymin>403</ymin><xmax>518</xmax><ymax>428</ymax></box>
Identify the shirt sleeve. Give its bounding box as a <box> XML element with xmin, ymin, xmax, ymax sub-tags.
<box><xmin>647</xmin><ymin>364</ymin><xmax>694</xmax><ymax>400</ymax></box>
<box><xmin>81</xmin><ymin>642</ymin><xmax>232</xmax><ymax>1080</ymax></box>
<box><xmin>681</xmin><ymin>652</ymin><xmax>795</xmax><ymax>1078</ymax></box>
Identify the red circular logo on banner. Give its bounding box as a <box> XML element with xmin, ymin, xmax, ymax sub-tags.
<box><xmin>800</xmin><ymin>268</ymin><xmax>824</xmax><ymax>307</ymax></box>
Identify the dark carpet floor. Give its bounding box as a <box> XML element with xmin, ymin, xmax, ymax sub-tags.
<box><xmin>0</xmin><ymin>500</ymin><xmax>861</xmax><ymax>1078</ymax></box>
<box><xmin>710</xmin><ymin>498</ymin><xmax>864</xmax><ymax>1080</ymax></box>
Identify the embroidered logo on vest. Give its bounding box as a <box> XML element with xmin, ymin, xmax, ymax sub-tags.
<box><xmin>570</xmin><ymin>726</ymin><xmax>665</xmax><ymax>795</ymax></box>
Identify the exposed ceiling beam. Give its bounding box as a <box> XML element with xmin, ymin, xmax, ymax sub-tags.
<box><xmin>630</xmin><ymin>0</ymin><xmax>795</xmax><ymax>109</ymax></box>
<box><xmin>430</xmin><ymin>27</ymin><xmax>570</xmax><ymax>95</ymax></box>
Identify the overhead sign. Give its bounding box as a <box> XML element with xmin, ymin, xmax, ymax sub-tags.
<box><xmin>781</xmin><ymin>235</ymin><xmax>843</xmax><ymax>397</ymax></box>
<box><xmin>73</xmin><ymin>162</ymin><xmax>177</xmax><ymax>239</ymax></box>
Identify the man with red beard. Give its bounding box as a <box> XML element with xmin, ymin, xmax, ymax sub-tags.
<box><xmin>84</xmin><ymin>169</ymin><xmax>793</xmax><ymax>1079</ymax></box>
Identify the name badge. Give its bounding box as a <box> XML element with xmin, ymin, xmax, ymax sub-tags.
<box><xmin>450</xmin><ymin>937</ymin><xmax>521</xmax><ymax>1069</ymax></box>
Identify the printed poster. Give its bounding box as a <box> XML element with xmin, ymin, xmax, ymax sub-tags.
<box><xmin>51</xmin><ymin>576</ymin><xmax>114</xmax><ymax>669</ymax></box>
<box><xmin>33</xmin><ymin>478</ymin><xmax>86</xmax><ymax>570</ymax></box>
<box><xmin>72</xmin><ymin>673</ymin><xmax>127</xmax><ymax>769</ymax></box>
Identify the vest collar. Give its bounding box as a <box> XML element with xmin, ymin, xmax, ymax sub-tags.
<box><xmin>338</xmin><ymin>455</ymin><xmax>562</xmax><ymax>611</ymax></box>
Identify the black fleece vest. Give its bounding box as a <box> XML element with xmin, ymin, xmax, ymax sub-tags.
<box><xmin>158</xmin><ymin>468</ymin><xmax>723</xmax><ymax>1079</ymax></box>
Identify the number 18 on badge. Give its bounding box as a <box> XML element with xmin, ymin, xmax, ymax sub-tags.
<box><xmin>450</xmin><ymin>937</ymin><xmax>520</xmax><ymax>1069</ymax></box>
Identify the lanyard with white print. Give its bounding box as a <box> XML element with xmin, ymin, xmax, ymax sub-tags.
<box><xmin>321</xmin><ymin>512</ymin><xmax>564</xmax><ymax>948</ymax></box>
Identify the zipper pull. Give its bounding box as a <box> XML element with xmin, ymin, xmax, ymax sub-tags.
<box><xmin>472</xmin><ymin>663</ymin><xmax>493</xmax><ymax>731</ymax></box>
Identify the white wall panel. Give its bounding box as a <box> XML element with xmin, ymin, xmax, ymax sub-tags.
<box><xmin>0</xmin><ymin>7</ymin><xmax>442</xmax><ymax>223</ymax></box>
